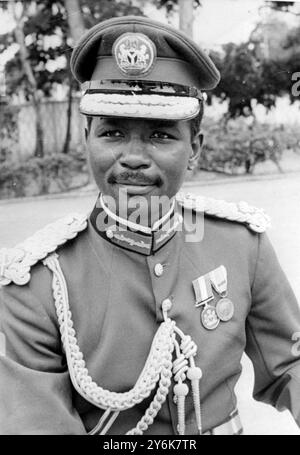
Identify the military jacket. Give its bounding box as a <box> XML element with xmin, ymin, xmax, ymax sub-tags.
<box><xmin>1</xmin><ymin>193</ymin><xmax>300</xmax><ymax>435</ymax></box>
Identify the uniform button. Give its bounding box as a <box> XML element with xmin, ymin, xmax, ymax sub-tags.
<box><xmin>154</xmin><ymin>263</ymin><xmax>164</xmax><ymax>277</ymax></box>
<box><xmin>106</xmin><ymin>229</ymin><xmax>114</xmax><ymax>239</ymax></box>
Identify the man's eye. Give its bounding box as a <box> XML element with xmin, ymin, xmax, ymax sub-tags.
<box><xmin>151</xmin><ymin>132</ymin><xmax>173</xmax><ymax>140</ymax></box>
<box><xmin>99</xmin><ymin>130</ymin><xmax>124</xmax><ymax>138</ymax></box>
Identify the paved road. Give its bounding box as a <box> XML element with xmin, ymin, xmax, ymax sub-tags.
<box><xmin>1</xmin><ymin>173</ymin><xmax>300</xmax><ymax>434</ymax></box>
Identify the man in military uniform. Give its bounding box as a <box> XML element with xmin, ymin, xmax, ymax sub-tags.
<box><xmin>1</xmin><ymin>16</ymin><xmax>300</xmax><ymax>435</ymax></box>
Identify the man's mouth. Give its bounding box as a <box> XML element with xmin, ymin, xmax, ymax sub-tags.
<box><xmin>115</xmin><ymin>180</ymin><xmax>153</xmax><ymax>186</ymax></box>
<box><xmin>109</xmin><ymin>172</ymin><xmax>161</xmax><ymax>195</ymax></box>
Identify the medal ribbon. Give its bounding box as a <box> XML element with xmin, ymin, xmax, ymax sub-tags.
<box><xmin>192</xmin><ymin>274</ymin><xmax>214</xmax><ymax>307</ymax></box>
<box><xmin>209</xmin><ymin>265</ymin><xmax>227</xmax><ymax>296</ymax></box>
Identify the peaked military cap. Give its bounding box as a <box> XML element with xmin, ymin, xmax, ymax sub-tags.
<box><xmin>70</xmin><ymin>15</ymin><xmax>220</xmax><ymax>120</ymax></box>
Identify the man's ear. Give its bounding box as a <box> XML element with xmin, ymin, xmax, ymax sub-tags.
<box><xmin>188</xmin><ymin>132</ymin><xmax>203</xmax><ymax>170</ymax></box>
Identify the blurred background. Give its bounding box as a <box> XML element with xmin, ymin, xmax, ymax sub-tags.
<box><xmin>0</xmin><ymin>0</ymin><xmax>300</xmax><ymax>198</ymax></box>
<box><xmin>1</xmin><ymin>0</ymin><xmax>300</xmax><ymax>435</ymax></box>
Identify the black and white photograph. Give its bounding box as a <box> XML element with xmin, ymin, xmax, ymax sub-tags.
<box><xmin>0</xmin><ymin>0</ymin><xmax>300</xmax><ymax>437</ymax></box>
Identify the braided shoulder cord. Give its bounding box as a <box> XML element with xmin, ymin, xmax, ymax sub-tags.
<box><xmin>176</xmin><ymin>192</ymin><xmax>271</xmax><ymax>233</ymax></box>
<box><xmin>43</xmin><ymin>254</ymin><xmax>176</xmax><ymax>429</ymax></box>
<box><xmin>44</xmin><ymin>254</ymin><xmax>203</xmax><ymax>435</ymax></box>
<box><xmin>0</xmin><ymin>213</ymin><xmax>88</xmax><ymax>286</ymax></box>
<box><xmin>126</xmin><ymin>334</ymin><xmax>175</xmax><ymax>435</ymax></box>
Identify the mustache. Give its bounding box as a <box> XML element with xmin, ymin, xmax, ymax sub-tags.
<box><xmin>109</xmin><ymin>171</ymin><xmax>162</xmax><ymax>186</ymax></box>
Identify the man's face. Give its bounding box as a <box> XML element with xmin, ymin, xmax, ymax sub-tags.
<box><xmin>86</xmin><ymin>116</ymin><xmax>201</xmax><ymax>218</ymax></box>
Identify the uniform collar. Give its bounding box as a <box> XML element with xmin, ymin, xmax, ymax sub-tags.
<box><xmin>89</xmin><ymin>194</ymin><xmax>183</xmax><ymax>255</ymax></box>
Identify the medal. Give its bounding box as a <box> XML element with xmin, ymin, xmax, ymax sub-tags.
<box><xmin>209</xmin><ymin>265</ymin><xmax>235</xmax><ymax>323</ymax></box>
<box><xmin>216</xmin><ymin>298</ymin><xmax>234</xmax><ymax>322</ymax></box>
<box><xmin>201</xmin><ymin>304</ymin><xmax>220</xmax><ymax>330</ymax></box>
<box><xmin>192</xmin><ymin>274</ymin><xmax>219</xmax><ymax>330</ymax></box>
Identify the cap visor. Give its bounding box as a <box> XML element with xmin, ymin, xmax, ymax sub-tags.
<box><xmin>80</xmin><ymin>93</ymin><xmax>200</xmax><ymax>120</ymax></box>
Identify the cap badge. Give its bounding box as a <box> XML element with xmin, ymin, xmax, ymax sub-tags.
<box><xmin>113</xmin><ymin>32</ymin><xmax>156</xmax><ymax>76</ymax></box>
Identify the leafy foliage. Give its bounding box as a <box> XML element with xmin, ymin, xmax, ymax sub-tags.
<box><xmin>152</xmin><ymin>0</ymin><xmax>201</xmax><ymax>14</ymax></box>
<box><xmin>266</xmin><ymin>1</ymin><xmax>297</xmax><ymax>12</ymax></box>
<box><xmin>0</xmin><ymin>103</ymin><xmax>18</xmax><ymax>164</ymax></box>
<box><xmin>210</xmin><ymin>39</ymin><xmax>298</xmax><ymax>118</ymax></box>
<box><xmin>210</xmin><ymin>27</ymin><xmax>300</xmax><ymax>118</ymax></box>
<box><xmin>199</xmin><ymin>117</ymin><xmax>300</xmax><ymax>175</ymax></box>
<box><xmin>0</xmin><ymin>0</ymin><xmax>146</xmax><ymax>100</ymax></box>
<box><xmin>0</xmin><ymin>0</ymin><xmax>203</xmax><ymax>100</ymax></box>
<box><xmin>0</xmin><ymin>149</ymin><xmax>89</xmax><ymax>198</ymax></box>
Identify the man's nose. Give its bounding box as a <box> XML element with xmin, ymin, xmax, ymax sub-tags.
<box><xmin>119</xmin><ymin>138</ymin><xmax>151</xmax><ymax>169</ymax></box>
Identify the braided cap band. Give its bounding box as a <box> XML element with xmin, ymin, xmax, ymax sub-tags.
<box><xmin>80</xmin><ymin>92</ymin><xmax>200</xmax><ymax>120</ymax></box>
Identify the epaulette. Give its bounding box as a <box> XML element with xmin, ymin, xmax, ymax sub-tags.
<box><xmin>0</xmin><ymin>213</ymin><xmax>88</xmax><ymax>287</ymax></box>
<box><xmin>176</xmin><ymin>192</ymin><xmax>271</xmax><ymax>233</ymax></box>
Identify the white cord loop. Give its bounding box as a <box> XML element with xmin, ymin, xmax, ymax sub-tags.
<box><xmin>171</xmin><ymin>332</ymin><xmax>202</xmax><ymax>435</ymax></box>
<box><xmin>43</xmin><ymin>253</ymin><xmax>204</xmax><ymax>436</ymax></box>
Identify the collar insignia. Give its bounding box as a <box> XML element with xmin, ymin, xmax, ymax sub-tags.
<box><xmin>90</xmin><ymin>201</ymin><xmax>182</xmax><ymax>255</ymax></box>
<box><xmin>113</xmin><ymin>32</ymin><xmax>157</xmax><ymax>76</ymax></box>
